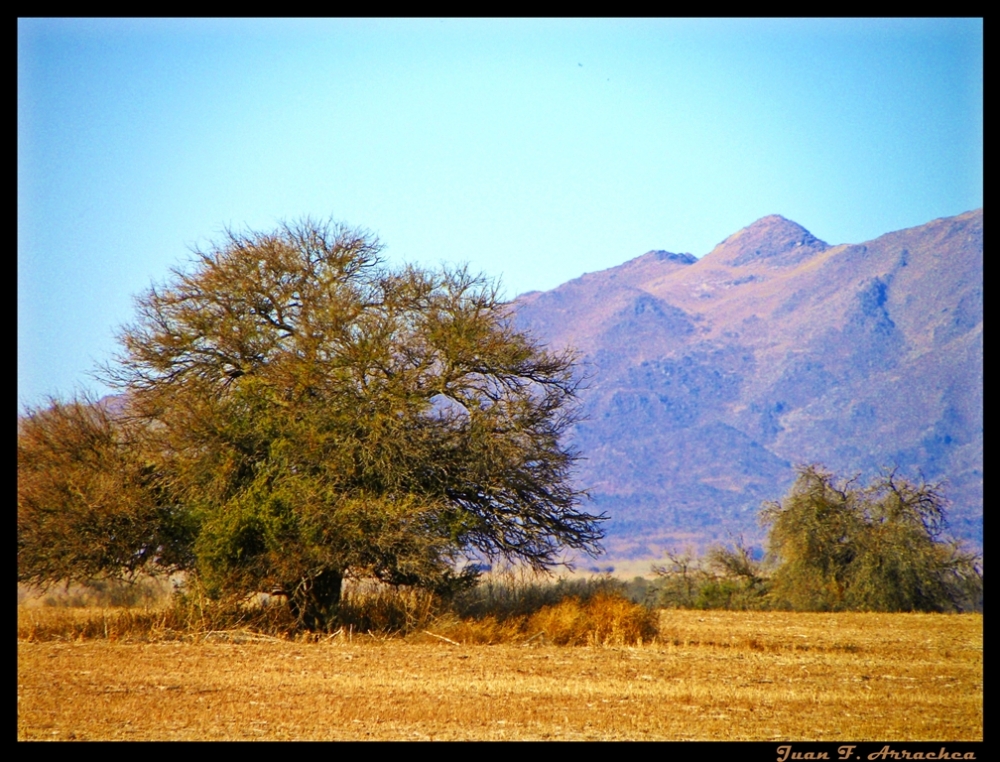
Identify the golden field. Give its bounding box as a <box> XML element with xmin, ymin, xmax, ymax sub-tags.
<box><xmin>17</xmin><ymin>608</ymin><xmax>981</xmax><ymax>741</ymax></box>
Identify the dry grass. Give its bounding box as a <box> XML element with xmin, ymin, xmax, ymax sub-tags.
<box><xmin>16</xmin><ymin>599</ymin><xmax>300</xmax><ymax>643</ymax></box>
<box><xmin>17</xmin><ymin>608</ymin><xmax>981</xmax><ymax>740</ymax></box>
<box><xmin>16</xmin><ymin>577</ymin><xmax>657</xmax><ymax>647</ymax></box>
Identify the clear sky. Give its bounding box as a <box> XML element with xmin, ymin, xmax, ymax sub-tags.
<box><xmin>18</xmin><ymin>18</ymin><xmax>983</xmax><ymax>409</ymax></box>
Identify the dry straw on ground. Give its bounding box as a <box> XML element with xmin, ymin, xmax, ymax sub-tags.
<box><xmin>18</xmin><ymin>607</ymin><xmax>981</xmax><ymax>741</ymax></box>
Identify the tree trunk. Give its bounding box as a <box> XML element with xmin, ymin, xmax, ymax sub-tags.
<box><xmin>287</xmin><ymin>569</ymin><xmax>343</xmax><ymax>631</ymax></box>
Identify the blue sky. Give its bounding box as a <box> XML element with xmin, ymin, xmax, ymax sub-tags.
<box><xmin>18</xmin><ymin>18</ymin><xmax>983</xmax><ymax>409</ymax></box>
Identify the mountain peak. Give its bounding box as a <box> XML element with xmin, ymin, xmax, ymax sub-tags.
<box><xmin>513</xmin><ymin>209</ymin><xmax>982</xmax><ymax>559</ymax></box>
<box><xmin>631</xmin><ymin>249</ymin><xmax>697</xmax><ymax>267</ymax></box>
<box><xmin>579</xmin><ymin>248</ymin><xmax>695</xmax><ymax>285</ymax></box>
<box><xmin>747</xmin><ymin>213</ymin><xmax>801</xmax><ymax>227</ymax></box>
<box><xmin>710</xmin><ymin>215</ymin><xmax>829</xmax><ymax>267</ymax></box>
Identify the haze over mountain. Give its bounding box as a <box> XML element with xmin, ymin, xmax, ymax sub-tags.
<box><xmin>514</xmin><ymin>209</ymin><xmax>983</xmax><ymax>562</ymax></box>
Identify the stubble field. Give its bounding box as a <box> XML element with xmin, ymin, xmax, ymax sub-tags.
<box><xmin>17</xmin><ymin>608</ymin><xmax>982</xmax><ymax>741</ymax></box>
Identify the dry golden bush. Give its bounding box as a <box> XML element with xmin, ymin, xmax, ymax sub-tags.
<box><xmin>527</xmin><ymin>593</ymin><xmax>659</xmax><ymax>646</ymax></box>
<box><xmin>417</xmin><ymin>590</ymin><xmax>658</xmax><ymax>646</ymax></box>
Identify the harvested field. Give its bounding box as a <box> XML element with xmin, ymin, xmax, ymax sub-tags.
<box><xmin>17</xmin><ymin>609</ymin><xmax>982</xmax><ymax>741</ymax></box>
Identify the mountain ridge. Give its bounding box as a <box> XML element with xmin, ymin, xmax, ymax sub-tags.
<box><xmin>513</xmin><ymin>209</ymin><xmax>983</xmax><ymax>562</ymax></box>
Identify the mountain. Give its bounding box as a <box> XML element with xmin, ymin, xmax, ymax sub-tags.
<box><xmin>514</xmin><ymin>210</ymin><xmax>983</xmax><ymax>562</ymax></box>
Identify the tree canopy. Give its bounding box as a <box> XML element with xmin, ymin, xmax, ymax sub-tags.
<box><xmin>18</xmin><ymin>218</ymin><xmax>605</xmax><ymax>628</ymax></box>
<box><xmin>762</xmin><ymin>464</ymin><xmax>982</xmax><ymax>612</ymax></box>
<box><xmin>650</xmin><ymin>464</ymin><xmax>982</xmax><ymax>613</ymax></box>
<box><xmin>17</xmin><ymin>397</ymin><xmax>195</xmax><ymax>588</ymax></box>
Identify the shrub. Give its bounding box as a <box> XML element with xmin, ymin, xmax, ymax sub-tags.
<box><xmin>526</xmin><ymin>593</ymin><xmax>659</xmax><ymax>646</ymax></box>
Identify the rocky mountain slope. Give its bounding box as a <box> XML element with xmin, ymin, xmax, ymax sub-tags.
<box><xmin>514</xmin><ymin>210</ymin><xmax>983</xmax><ymax>561</ymax></box>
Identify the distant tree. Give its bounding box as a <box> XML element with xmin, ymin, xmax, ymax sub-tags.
<box><xmin>762</xmin><ymin>464</ymin><xmax>982</xmax><ymax>612</ymax></box>
<box><xmin>651</xmin><ymin>547</ymin><xmax>706</xmax><ymax>608</ymax></box>
<box><xmin>652</xmin><ymin>538</ymin><xmax>770</xmax><ymax>610</ymax></box>
<box><xmin>18</xmin><ymin>218</ymin><xmax>605</xmax><ymax>629</ymax></box>
<box><xmin>696</xmin><ymin>538</ymin><xmax>771</xmax><ymax>610</ymax></box>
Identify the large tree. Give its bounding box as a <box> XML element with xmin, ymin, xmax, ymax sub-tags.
<box><xmin>21</xmin><ymin>218</ymin><xmax>603</xmax><ymax>628</ymax></box>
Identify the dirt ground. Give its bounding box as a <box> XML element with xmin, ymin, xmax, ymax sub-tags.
<box><xmin>17</xmin><ymin>609</ymin><xmax>982</xmax><ymax>741</ymax></box>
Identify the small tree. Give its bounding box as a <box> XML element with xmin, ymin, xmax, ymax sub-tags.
<box><xmin>652</xmin><ymin>538</ymin><xmax>769</xmax><ymax>610</ymax></box>
<box><xmin>17</xmin><ymin>397</ymin><xmax>195</xmax><ymax>589</ymax></box>
<box><xmin>651</xmin><ymin>547</ymin><xmax>707</xmax><ymax>608</ymax></box>
<box><xmin>18</xmin><ymin>218</ymin><xmax>605</xmax><ymax>629</ymax></box>
<box><xmin>696</xmin><ymin>538</ymin><xmax>770</xmax><ymax>610</ymax></box>
<box><xmin>762</xmin><ymin>464</ymin><xmax>982</xmax><ymax>612</ymax></box>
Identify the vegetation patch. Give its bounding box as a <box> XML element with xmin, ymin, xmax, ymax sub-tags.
<box><xmin>650</xmin><ymin>465</ymin><xmax>983</xmax><ymax>614</ymax></box>
<box><xmin>18</xmin><ymin>574</ymin><xmax>658</xmax><ymax>647</ymax></box>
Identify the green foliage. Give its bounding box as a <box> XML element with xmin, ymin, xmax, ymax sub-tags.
<box><xmin>18</xmin><ymin>218</ymin><xmax>604</xmax><ymax>630</ymax></box>
<box><xmin>650</xmin><ymin>466</ymin><xmax>982</xmax><ymax>613</ymax></box>
<box><xmin>763</xmin><ymin>465</ymin><xmax>982</xmax><ymax>612</ymax></box>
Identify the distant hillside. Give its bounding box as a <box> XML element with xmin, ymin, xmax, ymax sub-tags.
<box><xmin>514</xmin><ymin>210</ymin><xmax>983</xmax><ymax>562</ymax></box>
